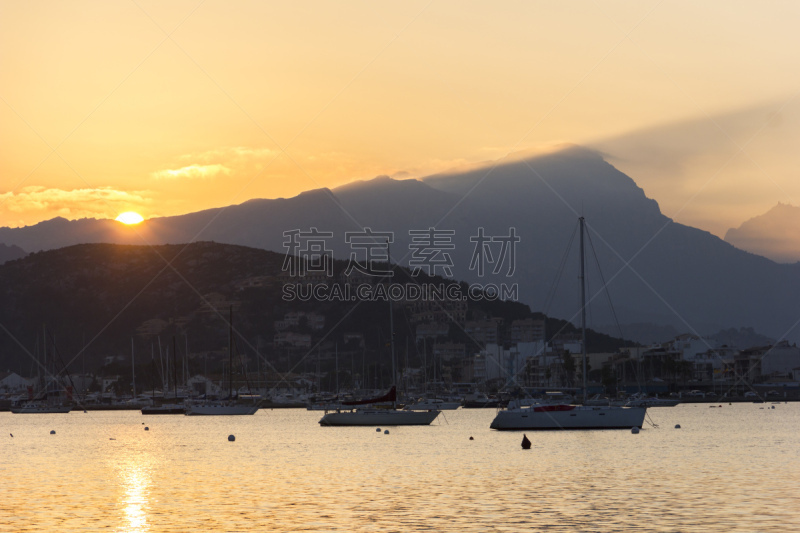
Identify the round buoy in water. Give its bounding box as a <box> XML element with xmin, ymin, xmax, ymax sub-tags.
<box><xmin>228</xmin><ymin>435</ymin><xmax>235</xmax><ymax>442</ymax></box>
<box><xmin>50</xmin><ymin>430</ymin><xmax>55</xmax><ymax>435</ymax></box>
<box><xmin>469</xmin><ymin>436</ymin><xmax>474</xmax><ymax>440</ymax></box>
<box><xmin>384</xmin><ymin>430</ymin><xmax>389</xmax><ymax>434</ymax></box>
<box><xmin>771</xmin><ymin>406</ymin><xmax>775</xmax><ymax>409</ymax></box>
<box><xmin>376</xmin><ymin>428</ymin><xmax>381</xmax><ymax>432</ymax></box>
<box><xmin>144</xmin><ymin>427</ymin><xmax>149</xmax><ymax>431</ymax></box>
<box><xmin>631</xmin><ymin>427</ymin><xmax>640</xmax><ymax>434</ymax></box>
<box><xmin>675</xmin><ymin>424</ymin><xmax>681</xmax><ymax>429</ymax></box>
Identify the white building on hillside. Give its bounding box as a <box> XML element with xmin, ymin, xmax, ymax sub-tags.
<box><xmin>0</xmin><ymin>372</ymin><xmax>31</xmax><ymax>393</ymax></box>
<box><xmin>670</xmin><ymin>334</ymin><xmax>717</xmax><ymax>360</ymax></box>
<box><xmin>761</xmin><ymin>341</ymin><xmax>800</xmax><ymax>378</ymax></box>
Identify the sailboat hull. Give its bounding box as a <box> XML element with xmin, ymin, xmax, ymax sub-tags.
<box><xmin>141</xmin><ymin>404</ymin><xmax>185</xmax><ymax>415</ymax></box>
<box><xmin>185</xmin><ymin>403</ymin><xmax>259</xmax><ymax>416</ymax></box>
<box><xmin>319</xmin><ymin>409</ymin><xmax>440</xmax><ymax>426</ymax></box>
<box><xmin>11</xmin><ymin>404</ymin><xmax>72</xmax><ymax>414</ymax></box>
<box><xmin>490</xmin><ymin>405</ymin><xmax>646</xmax><ymax>430</ymax></box>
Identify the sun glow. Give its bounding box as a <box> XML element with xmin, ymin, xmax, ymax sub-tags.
<box><xmin>115</xmin><ymin>212</ymin><xmax>144</xmax><ymax>225</ymax></box>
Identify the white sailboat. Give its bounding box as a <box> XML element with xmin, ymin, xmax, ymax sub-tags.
<box><xmin>185</xmin><ymin>306</ymin><xmax>259</xmax><ymax>416</ymax></box>
<box><xmin>490</xmin><ymin>217</ymin><xmax>646</xmax><ymax>431</ymax></box>
<box><xmin>319</xmin><ymin>242</ymin><xmax>440</xmax><ymax>427</ymax></box>
<box><xmin>10</xmin><ymin>402</ymin><xmax>72</xmax><ymax>414</ymax></box>
<box><xmin>13</xmin><ymin>327</ymin><xmax>73</xmax><ymax>414</ymax></box>
<box><xmin>142</xmin><ymin>337</ymin><xmax>185</xmax><ymax>415</ymax></box>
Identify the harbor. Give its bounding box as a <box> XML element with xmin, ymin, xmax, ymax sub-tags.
<box><xmin>2</xmin><ymin>403</ymin><xmax>798</xmax><ymax>532</ymax></box>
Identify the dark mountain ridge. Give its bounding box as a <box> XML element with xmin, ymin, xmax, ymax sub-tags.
<box><xmin>0</xmin><ymin>241</ymin><xmax>624</xmax><ymax>377</ymax></box>
<box><xmin>1</xmin><ymin>145</ymin><xmax>798</xmax><ymax>342</ymax></box>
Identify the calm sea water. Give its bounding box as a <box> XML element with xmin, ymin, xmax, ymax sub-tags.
<box><xmin>2</xmin><ymin>404</ymin><xmax>799</xmax><ymax>532</ymax></box>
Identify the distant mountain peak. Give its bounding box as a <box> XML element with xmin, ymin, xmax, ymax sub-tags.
<box><xmin>725</xmin><ymin>203</ymin><xmax>800</xmax><ymax>263</ymax></box>
<box><xmin>0</xmin><ymin>243</ymin><xmax>27</xmax><ymax>265</ymax></box>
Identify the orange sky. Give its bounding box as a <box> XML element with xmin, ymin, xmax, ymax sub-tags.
<box><xmin>1</xmin><ymin>1</ymin><xmax>798</xmax><ymax>236</ymax></box>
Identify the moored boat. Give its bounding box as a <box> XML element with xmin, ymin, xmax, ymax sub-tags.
<box><xmin>141</xmin><ymin>403</ymin><xmax>185</xmax><ymax>415</ymax></box>
<box><xmin>184</xmin><ymin>306</ymin><xmax>259</xmax><ymax>416</ymax></box>
<box><xmin>10</xmin><ymin>401</ymin><xmax>72</xmax><ymax>414</ymax></box>
<box><xmin>490</xmin><ymin>403</ymin><xmax>645</xmax><ymax>430</ymax></box>
<box><xmin>185</xmin><ymin>401</ymin><xmax>258</xmax><ymax>416</ymax></box>
<box><xmin>320</xmin><ymin>407</ymin><xmax>440</xmax><ymax>426</ymax></box>
<box><xmin>319</xmin><ymin>242</ymin><xmax>438</xmax><ymax>427</ymax></box>
<box><xmin>318</xmin><ymin>386</ymin><xmax>440</xmax><ymax>426</ymax></box>
<box><xmin>490</xmin><ymin>217</ymin><xmax>647</xmax><ymax>431</ymax></box>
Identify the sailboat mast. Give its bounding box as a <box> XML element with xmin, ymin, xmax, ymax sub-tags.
<box><xmin>387</xmin><ymin>238</ymin><xmax>396</xmax><ymax>408</ymax></box>
<box><xmin>131</xmin><ymin>337</ymin><xmax>136</xmax><ymax>399</ymax></box>
<box><xmin>335</xmin><ymin>343</ymin><xmax>339</xmax><ymax>395</ymax></box>
<box><xmin>38</xmin><ymin>325</ymin><xmax>43</xmax><ymax>395</ymax></box>
<box><xmin>172</xmin><ymin>336</ymin><xmax>177</xmax><ymax>400</ymax></box>
<box><xmin>579</xmin><ymin>217</ymin><xmax>587</xmax><ymax>404</ymax></box>
<box><xmin>229</xmin><ymin>305</ymin><xmax>233</xmax><ymax>398</ymax></box>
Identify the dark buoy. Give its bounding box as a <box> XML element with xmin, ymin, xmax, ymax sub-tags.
<box><xmin>521</xmin><ymin>434</ymin><xmax>531</xmax><ymax>449</ymax></box>
<box><xmin>228</xmin><ymin>435</ymin><xmax>235</xmax><ymax>442</ymax></box>
<box><xmin>675</xmin><ymin>424</ymin><xmax>681</xmax><ymax>429</ymax></box>
<box><xmin>469</xmin><ymin>436</ymin><xmax>474</xmax><ymax>440</ymax></box>
<box><xmin>9</xmin><ymin>433</ymin><xmax>13</xmax><ymax>437</ymax></box>
<box><xmin>384</xmin><ymin>430</ymin><xmax>389</xmax><ymax>434</ymax></box>
<box><xmin>144</xmin><ymin>427</ymin><xmax>149</xmax><ymax>431</ymax></box>
<box><xmin>631</xmin><ymin>427</ymin><xmax>640</xmax><ymax>434</ymax></box>
<box><xmin>376</xmin><ymin>428</ymin><xmax>381</xmax><ymax>432</ymax></box>
<box><xmin>50</xmin><ymin>430</ymin><xmax>56</xmax><ymax>435</ymax></box>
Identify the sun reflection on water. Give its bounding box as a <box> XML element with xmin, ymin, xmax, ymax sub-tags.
<box><xmin>115</xmin><ymin>457</ymin><xmax>152</xmax><ymax>533</ymax></box>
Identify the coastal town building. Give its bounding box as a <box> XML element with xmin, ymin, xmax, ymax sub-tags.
<box><xmin>0</xmin><ymin>371</ymin><xmax>30</xmax><ymax>393</ymax></box>
<box><xmin>415</xmin><ymin>322</ymin><xmax>449</xmax><ymax>342</ymax></box>
<box><xmin>465</xmin><ymin>319</ymin><xmax>502</xmax><ymax>345</ymax></box>
<box><xmin>274</xmin><ymin>332</ymin><xmax>312</xmax><ymax>348</ymax></box>
<box><xmin>510</xmin><ymin>318</ymin><xmax>546</xmax><ymax>343</ymax></box>
<box><xmin>274</xmin><ymin>311</ymin><xmax>325</xmax><ymax>332</ymax></box>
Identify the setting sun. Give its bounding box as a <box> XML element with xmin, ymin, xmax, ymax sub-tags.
<box><xmin>115</xmin><ymin>212</ymin><xmax>144</xmax><ymax>225</ymax></box>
